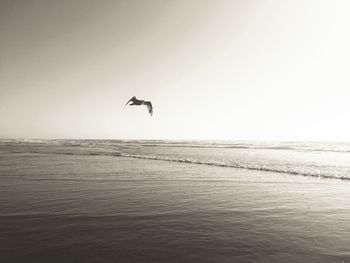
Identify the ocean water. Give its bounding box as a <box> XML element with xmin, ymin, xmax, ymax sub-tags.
<box><xmin>3</xmin><ymin>139</ymin><xmax>350</xmax><ymax>180</ymax></box>
<box><xmin>1</xmin><ymin>139</ymin><xmax>350</xmax><ymax>262</ymax></box>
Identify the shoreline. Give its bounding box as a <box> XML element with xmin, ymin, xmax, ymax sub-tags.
<box><xmin>1</xmin><ymin>152</ymin><xmax>350</xmax><ymax>262</ymax></box>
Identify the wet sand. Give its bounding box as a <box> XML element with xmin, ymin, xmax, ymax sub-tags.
<box><xmin>1</xmin><ymin>152</ymin><xmax>350</xmax><ymax>262</ymax></box>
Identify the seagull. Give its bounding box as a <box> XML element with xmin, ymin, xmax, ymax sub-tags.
<box><xmin>125</xmin><ymin>96</ymin><xmax>153</xmax><ymax>116</ymax></box>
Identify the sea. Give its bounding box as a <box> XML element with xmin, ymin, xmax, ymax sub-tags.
<box><xmin>1</xmin><ymin>139</ymin><xmax>350</xmax><ymax>262</ymax></box>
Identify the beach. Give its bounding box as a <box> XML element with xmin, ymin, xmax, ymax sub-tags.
<box><xmin>3</xmin><ymin>0</ymin><xmax>350</xmax><ymax>262</ymax></box>
<box><xmin>1</xmin><ymin>140</ymin><xmax>350</xmax><ymax>262</ymax></box>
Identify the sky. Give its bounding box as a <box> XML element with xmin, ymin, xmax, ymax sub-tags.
<box><xmin>1</xmin><ymin>0</ymin><xmax>350</xmax><ymax>140</ymax></box>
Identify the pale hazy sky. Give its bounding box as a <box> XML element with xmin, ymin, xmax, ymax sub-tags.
<box><xmin>1</xmin><ymin>0</ymin><xmax>350</xmax><ymax>140</ymax></box>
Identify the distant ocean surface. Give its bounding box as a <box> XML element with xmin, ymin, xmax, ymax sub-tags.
<box><xmin>1</xmin><ymin>139</ymin><xmax>350</xmax><ymax>262</ymax></box>
<box><xmin>2</xmin><ymin>139</ymin><xmax>350</xmax><ymax>180</ymax></box>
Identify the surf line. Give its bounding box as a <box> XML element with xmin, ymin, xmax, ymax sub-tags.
<box><xmin>119</xmin><ymin>152</ymin><xmax>348</xmax><ymax>181</ymax></box>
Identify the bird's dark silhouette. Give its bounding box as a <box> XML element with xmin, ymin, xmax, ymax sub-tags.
<box><xmin>125</xmin><ymin>96</ymin><xmax>153</xmax><ymax>116</ymax></box>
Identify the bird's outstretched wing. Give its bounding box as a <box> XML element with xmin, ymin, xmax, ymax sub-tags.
<box><xmin>125</xmin><ymin>96</ymin><xmax>135</xmax><ymax>107</ymax></box>
<box><xmin>145</xmin><ymin>101</ymin><xmax>153</xmax><ymax>116</ymax></box>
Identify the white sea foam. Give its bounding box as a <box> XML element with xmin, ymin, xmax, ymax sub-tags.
<box><xmin>1</xmin><ymin>139</ymin><xmax>350</xmax><ymax>180</ymax></box>
<box><xmin>119</xmin><ymin>153</ymin><xmax>350</xmax><ymax>180</ymax></box>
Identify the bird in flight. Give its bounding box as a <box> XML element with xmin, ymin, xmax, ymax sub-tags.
<box><xmin>125</xmin><ymin>96</ymin><xmax>153</xmax><ymax>116</ymax></box>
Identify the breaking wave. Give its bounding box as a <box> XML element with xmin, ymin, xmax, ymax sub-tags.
<box><xmin>120</xmin><ymin>153</ymin><xmax>350</xmax><ymax>181</ymax></box>
<box><xmin>2</xmin><ymin>139</ymin><xmax>350</xmax><ymax>181</ymax></box>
